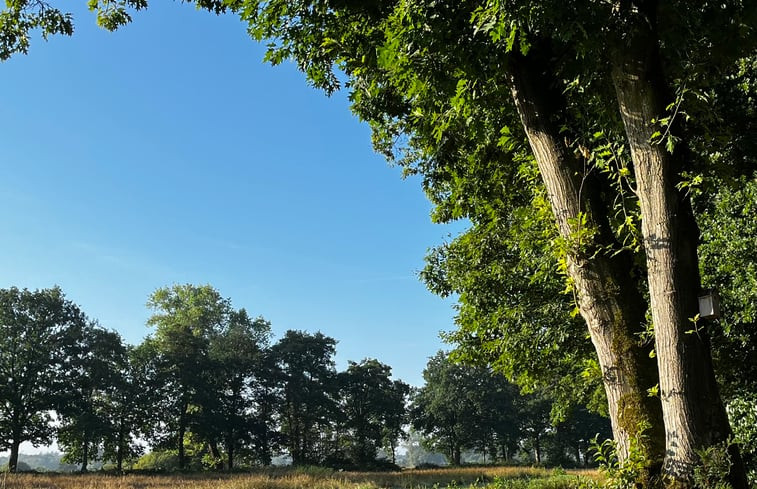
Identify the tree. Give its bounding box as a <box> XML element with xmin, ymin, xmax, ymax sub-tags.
<box><xmin>145</xmin><ymin>283</ymin><xmax>231</xmax><ymax>470</ymax></box>
<box><xmin>270</xmin><ymin>330</ymin><xmax>339</xmax><ymax>465</ymax></box>
<box><xmin>0</xmin><ymin>286</ymin><xmax>88</xmax><ymax>472</ymax></box>
<box><xmin>57</xmin><ymin>325</ymin><xmax>127</xmax><ymax>472</ymax></box>
<box><xmin>337</xmin><ymin>359</ymin><xmax>408</xmax><ymax>468</ymax></box>
<box><xmin>411</xmin><ymin>352</ymin><xmax>520</xmax><ymax>466</ymax></box>
<box><xmin>547</xmin><ymin>407</ymin><xmax>613</xmax><ymax>468</ymax></box>
<box><xmin>381</xmin><ymin>377</ymin><xmax>411</xmax><ymax>465</ymax></box>
<box><xmin>245</xmin><ymin>347</ymin><xmax>284</xmax><ymax>466</ymax></box>
<box><xmin>100</xmin><ymin>341</ymin><xmax>158</xmax><ymax>472</ymax></box>
<box><xmin>207</xmin><ymin>309</ymin><xmax>271</xmax><ymax>470</ymax></box>
<box><xmin>473</xmin><ymin>373</ymin><xmax>523</xmax><ymax>463</ymax></box>
<box><xmin>516</xmin><ymin>393</ymin><xmax>552</xmax><ymax>465</ymax></box>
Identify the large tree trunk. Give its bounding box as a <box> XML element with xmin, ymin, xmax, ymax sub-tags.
<box><xmin>611</xmin><ymin>16</ymin><xmax>747</xmax><ymax>488</ymax></box>
<box><xmin>507</xmin><ymin>50</ymin><xmax>665</xmax><ymax>476</ymax></box>
<box><xmin>8</xmin><ymin>437</ymin><xmax>20</xmax><ymax>473</ymax></box>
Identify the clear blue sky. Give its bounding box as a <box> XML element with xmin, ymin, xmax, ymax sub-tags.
<box><xmin>1</xmin><ymin>2</ymin><xmax>466</xmax><ymax>387</ymax></box>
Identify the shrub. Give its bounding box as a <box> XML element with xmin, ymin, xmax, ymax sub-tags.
<box><xmin>133</xmin><ymin>450</ymin><xmax>180</xmax><ymax>472</ymax></box>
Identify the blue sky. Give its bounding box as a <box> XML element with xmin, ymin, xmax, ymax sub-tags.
<box><xmin>1</xmin><ymin>2</ymin><xmax>466</xmax><ymax>388</ymax></box>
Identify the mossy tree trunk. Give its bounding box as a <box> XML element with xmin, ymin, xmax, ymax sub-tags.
<box><xmin>507</xmin><ymin>50</ymin><xmax>665</xmax><ymax>476</ymax></box>
<box><xmin>611</xmin><ymin>14</ymin><xmax>747</xmax><ymax>488</ymax></box>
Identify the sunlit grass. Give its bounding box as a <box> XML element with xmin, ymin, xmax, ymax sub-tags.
<box><xmin>1</xmin><ymin>466</ymin><xmax>600</xmax><ymax>489</ymax></box>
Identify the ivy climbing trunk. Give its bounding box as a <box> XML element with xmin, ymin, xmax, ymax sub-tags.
<box><xmin>612</xmin><ymin>17</ymin><xmax>747</xmax><ymax>488</ymax></box>
<box><xmin>507</xmin><ymin>50</ymin><xmax>665</xmax><ymax>474</ymax></box>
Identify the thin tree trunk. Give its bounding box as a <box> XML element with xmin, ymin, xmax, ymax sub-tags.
<box><xmin>507</xmin><ymin>50</ymin><xmax>665</xmax><ymax>476</ymax></box>
<box><xmin>178</xmin><ymin>407</ymin><xmax>186</xmax><ymax>470</ymax></box>
<box><xmin>81</xmin><ymin>438</ymin><xmax>89</xmax><ymax>473</ymax></box>
<box><xmin>575</xmin><ymin>444</ymin><xmax>582</xmax><ymax>467</ymax></box>
<box><xmin>611</xmin><ymin>18</ymin><xmax>747</xmax><ymax>488</ymax></box>
<box><xmin>227</xmin><ymin>429</ymin><xmax>234</xmax><ymax>471</ymax></box>
<box><xmin>116</xmin><ymin>426</ymin><xmax>124</xmax><ymax>473</ymax></box>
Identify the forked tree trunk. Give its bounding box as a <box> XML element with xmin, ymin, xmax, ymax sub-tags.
<box><xmin>611</xmin><ymin>20</ymin><xmax>747</xmax><ymax>489</ymax></box>
<box><xmin>507</xmin><ymin>51</ymin><xmax>665</xmax><ymax>477</ymax></box>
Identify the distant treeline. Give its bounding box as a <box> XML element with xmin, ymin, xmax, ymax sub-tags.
<box><xmin>0</xmin><ymin>284</ymin><xmax>609</xmax><ymax>473</ymax></box>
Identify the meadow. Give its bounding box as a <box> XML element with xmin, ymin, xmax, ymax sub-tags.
<box><xmin>1</xmin><ymin>466</ymin><xmax>600</xmax><ymax>489</ymax></box>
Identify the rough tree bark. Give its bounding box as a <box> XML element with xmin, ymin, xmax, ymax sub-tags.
<box><xmin>507</xmin><ymin>50</ymin><xmax>665</xmax><ymax>475</ymax></box>
<box><xmin>612</xmin><ymin>13</ymin><xmax>747</xmax><ymax>487</ymax></box>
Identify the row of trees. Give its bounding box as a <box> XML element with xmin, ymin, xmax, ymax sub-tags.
<box><xmin>412</xmin><ymin>352</ymin><xmax>611</xmax><ymax>467</ymax></box>
<box><xmin>1</xmin><ymin>284</ymin><xmax>612</xmax><ymax>473</ymax></box>
<box><xmin>0</xmin><ymin>285</ymin><xmax>409</xmax><ymax>472</ymax></box>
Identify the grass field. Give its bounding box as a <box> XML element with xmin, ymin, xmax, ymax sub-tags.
<box><xmin>1</xmin><ymin>466</ymin><xmax>601</xmax><ymax>489</ymax></box>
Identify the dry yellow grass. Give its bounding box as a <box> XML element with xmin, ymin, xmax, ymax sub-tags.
<box><xmin>1</xmin><ymin>466</ymin><xmax>599</xmax><ymax>489</ymax></box>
